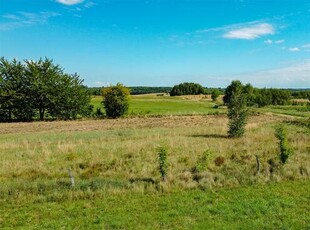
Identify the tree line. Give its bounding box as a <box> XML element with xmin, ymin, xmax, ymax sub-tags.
<box><xmin>223</xmin><ymin>80</ymin><xmax>292</xmax><ymax>107</ymax></box>
<box><xmin>291</xmin><ymin>90</ymin><xmax>310</xmax><ymax>100</ymax></box>
<box><xmin>87</xmin><ymin>86</ymin><xmax>172</xmax><ymax>96</ymax></box>
<box><xmin>0</xmin><ymin>58</ymin><xmax>92</xmax><ymax>122</ymax></box>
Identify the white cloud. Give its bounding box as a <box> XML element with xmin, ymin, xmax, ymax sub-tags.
<box><xmin>264</xmin><ymin>39</ymin><xmax>285</xmax><ymax>45</ymax></box>
<box><xmin>0</xmin><ymin>12</ymin><xmax>60</xmax><ymax>30</ymax></box>
<box><xmin>84</xmin><ymin>1</ymin><xmax>96</xmax><ymax>8</ymax></box>
<box><xmin>275</xmin><ymin>39</ymin><xmax>285</xmax><ymax>44</ymax></box>
<box><xmin>168</xmin><ymin>20</ymin><xmax>279</xmax><ymax>46</ymax></box>
<box><xmin>302</xmin><ymin>44</ymin><xmax>310</xmax><ymax>48</ymax></box>
<box><xmin>264</xmin><ymin>39</ymin><xmax>273</xmax><ymax>44</ymax></box>
<box><xmin>223</xmin><ymin>23</ymin><xmax>274</xmax><ymax>40</ymax></box>
<box><xmin>288</xmin><ymin>47</ymin><xmax>300</xmax><ymax>52</ymax></box>
<box><xmin>55</xmin><ymin>0</ymin><xmax>84</xmax><ymax>5</ymax></box>
<box><xmin>2</xmin><ymin>14</ymin><xmax>20</xmax><ymax>20</ymax></box>
<box><xmin>228</xmin><ymin>60</ymin><xmax>310</xmax><ymax>88</ymax></box>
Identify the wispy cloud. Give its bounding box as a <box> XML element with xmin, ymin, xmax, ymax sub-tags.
<box><xmin>167</xmin><ymin>20</ymin><xmax>278</xmax><ymax>46</ymax></box>
<box><xmin>0</xmin><ymin>12</ymin><xmax>60</xmax><ymax>31</ymax></box>
<box><xmin>275</xmin><ymin>39</ymin><xmax>285</xmax><ymax>44</ymax></box>
<box><xmin>84</xmin><ymin>1</ymin><xmax>96</xmax><ymax>8</ymax></box>
<box><xmin>264</xmin><ymin>39</ymin><xmax>273</xmax><ymax>44</ymax></box>
<box><xmin>223</xmin><ymin>23</ymin><xmax>274</xmax><ymax>40</ymax></box>
<box><xmin>288</xmin><ymin>47</ymin><xmax>300</xmax><ymax>52</ymax></box>
<box><xmin>55</xmin><ymin>0</ymin><xmax>84</xmax><ymax>5</ymax></box>
<box><xmin>62</xmin><ymin>1</ymin><xmax>96</xmax><ymax>17</ymax></box>
<box><xmin>227</xmin><ymin>60</ymin><xmax>310</xmax><ymax>88</ymax></box>
<box><xmin>281</xmin><ymin>43</ymin><xmax>310</xmax><ymax>52</ymax></box>
<box><xmin>264</xmin><ymin>39</ymin><xmax>285</xmax><ymax>44</ymax></box>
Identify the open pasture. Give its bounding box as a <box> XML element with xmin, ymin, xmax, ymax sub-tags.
<box><xmin>91</xmin><ymin>94</ymin><xmax>226</xmax><ymax>116</ymax></box>
<box><xmin>0</xmin><ymin>110</ymin><xmax>309</xmax><ymax>229</ymax></box>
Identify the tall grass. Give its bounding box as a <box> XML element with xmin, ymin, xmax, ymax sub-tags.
<box><xmin>0</xmin><ymin>112</ymin><xmax>309</xmax><ymax>228</ymax></box>
<box><xmin>0</xmin><ymin>114</ymin><xmax>308</xmax><ymax>200</ymax></box>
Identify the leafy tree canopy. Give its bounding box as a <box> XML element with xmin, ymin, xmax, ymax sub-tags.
<box><xmin>102</xmin><ymin>83</ymin><xmax>130</xmax><ymax>118</ymax></box>
<box><xmin>170</xmin><ymin>82</ymin><xmax>204</xmax><ymax>96</ymax></box>
<box><xmin>0</xmin><ymin>57</ymin><xmax>92</xmax><ymax>122</ymax></box>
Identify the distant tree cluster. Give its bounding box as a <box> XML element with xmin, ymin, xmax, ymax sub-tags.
<box><xmin>204</xmin><ymin>88</ymin><xmax>225</xmax><ymax>95</ymax></box>
<box><xmin>170</xmin><ymin>82</ymin><xmax>204</xmax><ymax>96</ymax></box>
<box><xmin>291</xmin><ymin>90</ymin><xmax>310</xmax><ymax>100</ymax></box>
<box><xmin>87</xmin><ymin>86</ymin><xmax>172</xmax><ymax>96</ymax></box>
<box><xmin>0</xmin><ymin>58</ymin><xmax>92</xmax><ymax>122</ymax></box>
<box><xmin>87</xmin><ymin>87</ymin><xmax>102</xmax><ymax>96</ymax></box>
<box><xmin>224</xmin><ymin>80</ymin><xmax>291</xmax><ymax>107</ymax></box>
<box><xmin>129</xmin><ymin>87</ymin><xmax>171</xmax><ymax>95</ymax></box>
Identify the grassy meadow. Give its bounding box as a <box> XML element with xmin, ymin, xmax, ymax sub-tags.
<box><xmin>92</xmin><ymin>94</ymin><xmax>226</xmax><ymax>116</ymax></box>
<box><xmin>0</xmin><ymin>94</ymin><xmax>309</xmax><ymax>229</ymax></box>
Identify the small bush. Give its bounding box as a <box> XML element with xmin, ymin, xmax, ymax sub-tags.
<box><xmin>275</xmin><ymin>125</ymin><xmax>293</xmax><ymax>164</ymax></box>
<box><xmin>102</xmin><ymin>83</ymin><xmax>130</xmax><ymax>118</ymax></box>
<box><xmin>192</xmin><ymin>150</ymin><xmax>212</xmax><ymax>173</ymax></box>
<box><xmin>158</xmin><ymin>146</ymin><xmax>168</xmax><ymax>181</ymax></box>
<box><xmin>211</xmin><ymin>89</ymin><xmax>220</xmax><ymax>101</ymax></box>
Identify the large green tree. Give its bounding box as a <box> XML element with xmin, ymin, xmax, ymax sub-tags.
<box><xmin>49</xmin><ymin>73</ymin><xmax>92</xmax><ymax>120</ymax></box>
<box><xmin>0</xmin><ymin>57</ymin><xmax>91</xmax><ymax>122</ymax></box>
<box><xmin>24</xmin><ymin>58</ymin><xmax>64</xmax><ymax>121</ymax></box>
<box><xmin>0</xmin><ymin>58</ymin><xmax>29</xmax><ymax>121</ymax></box>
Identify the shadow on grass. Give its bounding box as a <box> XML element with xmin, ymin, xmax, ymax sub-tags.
<box><xmin>190</xmin><ymin>134</ymin><xmax>229</xmax><ymax>139</ymax></box>
<box><xmin>129</xmin><ymin>177</ymin><xmax>156</xmax><ymax>184</ymax></box>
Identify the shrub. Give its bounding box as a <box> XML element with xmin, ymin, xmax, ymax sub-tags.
<box><xmin>211</xmin><ymin>89</ymin><xmax>221</xmax><ymax>102</ymax></box>
<box><xmin>158</xmin><ymin>146</ymin><xmax>168</xmax><ymax>181</ymax></box>
<box><xmin>102</xmin><ymin>83</ymin><xmax>130</xmax><ymax>118</ymax></box>
<box><xmin>192</xmin><ymin>150</ymin><xmax>212</xmax><ymax>173</ymax></box>
<box><xmin>275</xmin><ymin>125</ymin><xmax>293</xmax><ymax>164</ymax></box>
<box><xmin>227</xmin><ymin>92</ymin><xmax>248</xmax><ymax>138</ymax></box>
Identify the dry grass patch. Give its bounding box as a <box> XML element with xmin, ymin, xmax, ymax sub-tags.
<box><xmin>0</xmin><ymin>114</ymin><xmax>308</xmax><ymax>194</ymax></box>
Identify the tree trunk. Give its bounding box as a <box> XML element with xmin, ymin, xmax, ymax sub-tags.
<box><xmin>39</xmin><ymin>108</ymin><xmax>45</xmax><ymax>121</ymax></box>
<box><xmin>8</xmin><ymin>108</ymin><xmax>12</xmax><ymax>122</ymax></box>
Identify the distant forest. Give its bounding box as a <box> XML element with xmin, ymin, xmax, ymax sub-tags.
<box><xmin>87</xmin><ymin>86</ymin><xmax>309</xmax><ymax>99</ymax></box>
<box><xmin>87</xmin><ymin>86</ymin><xmax>226</xmax><ymax>96</ymax></box>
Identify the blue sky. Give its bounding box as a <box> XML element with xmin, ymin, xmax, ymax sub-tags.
<box><xmin>0</xmin><ymin>0</ymin><xmax>310</xmax><ymax>88</ymax></box>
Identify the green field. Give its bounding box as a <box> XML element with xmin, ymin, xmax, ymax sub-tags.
<box><xmin>92</xmin><ymin>94</ymin><xmax>226</xmax><ymax>116</ymax></box>
<box><xmin>0</xmin><ymin>96</ymin><xmax>309</xmax><ymax>229</ymax></box>
<box><xmin>259</xmin><ymin>105</ymin><xmax>310</xmax><ymax>118</ymax></box>
<box><xmin>92</xmin><ymin>94</ymin><xmax>310</xmax><ymax>118</ymax></box>
<box><xmin>2</xmin><ymin>181</ymin><xmax>309</xmax><ymax>229</ymax></box>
